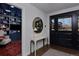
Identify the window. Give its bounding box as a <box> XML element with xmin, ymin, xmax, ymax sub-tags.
<box><xmin>58</xmin><ymin>17</ymin><xmax>72</xmax><ymax>31</ymax></box>
<box><xmin>78</xmin><ymin>16</ymin><xmax>79</xmax><ymax>31</ymax></box>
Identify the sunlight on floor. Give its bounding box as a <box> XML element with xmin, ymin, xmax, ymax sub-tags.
<box><xmin>42</xmin><ymin>48</ymin><xmax>74</xmax><ymax>56</ymax></box>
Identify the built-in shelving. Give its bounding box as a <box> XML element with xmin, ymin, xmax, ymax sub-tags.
<box><xmin>0</xmin><ymin>3</ymin><xmax>22</xmax><ymax>40</ymax></box>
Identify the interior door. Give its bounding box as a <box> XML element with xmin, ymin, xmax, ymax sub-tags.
<box><xmin>50</xmin><ymin>18</ymin><xmax>55</xmax><ymax>44</ymax></box>
<box><xmin>73</xmin><ymin>15</ymin><xmax>79</xmax><ymax>50</ymax></box>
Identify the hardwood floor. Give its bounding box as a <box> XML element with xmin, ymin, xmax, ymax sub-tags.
<box><xmin>51</xmin><ymin>44</ymin><xmax>79</xmax><ymax>56</ymax></box>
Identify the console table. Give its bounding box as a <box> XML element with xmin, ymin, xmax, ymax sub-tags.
<box><xmin>30</xmin><ymin>36</ymin><xmax>48</xmax><ymax>56</ymax></box>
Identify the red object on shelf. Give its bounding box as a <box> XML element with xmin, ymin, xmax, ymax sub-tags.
<box><xmin>0</xmin><ymin>40</ymin><xmax>21</xmax><ymax>56</ymax></box>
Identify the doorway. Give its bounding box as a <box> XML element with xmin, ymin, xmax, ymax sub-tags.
<box><xmin>50</xmin><ymin>10</ymin><xmax>79</xmax><ymax>50</ymax></box>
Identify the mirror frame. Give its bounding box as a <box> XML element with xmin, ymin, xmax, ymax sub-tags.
<box><xmin>33</xmin><ymin>17</ymin><xmax>43</xmax><ymax>33</ymax></box>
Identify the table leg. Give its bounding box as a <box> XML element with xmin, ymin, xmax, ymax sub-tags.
<box><xmin>43</xmin><ymin>39</ymin><xmax>45</xmax><ymax>46</ymax></box>
<box><xmin>30</xmin><ymin>41</ymin><xmax>31</xmax><ymax>54</ymax></box>
<box><xmin>34</xmin><ymin>41</ymin><xmax>36</xmax><ymax>56</ymax></box>
<box><xmin>47</xmin><ymin>38</ymin><xmax>48</xmax><ymax>45</ymax></box>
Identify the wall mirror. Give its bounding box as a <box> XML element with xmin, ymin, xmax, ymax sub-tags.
<box><xmin>33</xmin><ymin>17</ymin><xmax>43</xmax><ymax>33</ymax></box>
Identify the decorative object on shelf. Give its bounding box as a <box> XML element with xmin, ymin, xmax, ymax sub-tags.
<box><xmin>33</xmin><ymin>17</ymin><xmax>43</xmax><ymax>33</ymax></box>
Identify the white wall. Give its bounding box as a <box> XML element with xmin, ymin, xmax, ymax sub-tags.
<box><xmin>10</xmin><ymin>3</ymin><xmax>49</xmax><ymax>56</ymax></box>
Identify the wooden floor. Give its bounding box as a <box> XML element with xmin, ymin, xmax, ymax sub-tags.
<box><xmin>29</xmin><ymin>44</ymin><xmax>79</xmax><ymax>56</ymax></box>
<box><xmin>51</xmin><ymin>44</ymin><xmax>79</xmax><ymax>56</ymax></box>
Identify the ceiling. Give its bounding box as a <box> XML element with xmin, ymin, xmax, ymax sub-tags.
<box><xmin>31</xmin><ymin>3</ymin><xmax>79</xmax><ymax>14</ymax></box>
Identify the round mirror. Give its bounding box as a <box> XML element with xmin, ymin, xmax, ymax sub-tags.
<box><xmin>33</xmin><ymin>17</ymin><xmax>43</xmax><ymax>33</ymax></box>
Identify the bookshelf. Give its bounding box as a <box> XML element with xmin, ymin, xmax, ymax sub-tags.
<box><xmin>0</xmin><ymin>3</ymin><xmax>22</xmax><ymax>41</ymax></box>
